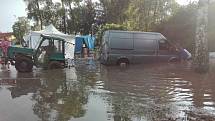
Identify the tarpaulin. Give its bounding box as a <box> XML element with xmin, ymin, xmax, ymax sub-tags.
<box><xmin>74</xmin><ymin>35</ymin><xmax>95</xmax><ymax>53</ymax></box>
<box><xmin>75</xmin><ymin>37</ymin><xmax>84</xmax><ymax>53</ymax></box>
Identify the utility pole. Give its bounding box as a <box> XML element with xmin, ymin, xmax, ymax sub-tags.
<box><xmin>193</xmin><ymin>0</ymin><xmax>209</xmax><ymax>73</ymax></box>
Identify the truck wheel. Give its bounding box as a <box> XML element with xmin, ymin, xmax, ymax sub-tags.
<box><xmin>10</xmin><ymin>60</ymin><xmax>15</xmax><ymax>65</ymax></box>
<box><xmin>117</xmin><ymin>58</ymin><xmax>129</xmax><ymax>66</ymax></box>
<box><xmin>15</xmin><ymin>57</ymin><xmax>33</xmax><ymax>73</ymax></box>
<box><xmin>48</xmin><ymin>61</ymin><xmax>63</xmax><ymax>70</ymax></box>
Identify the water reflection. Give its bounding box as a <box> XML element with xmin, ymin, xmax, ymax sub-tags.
<box><xmin>100</xmin><ymin>62</ymin><xmax>215</xmax><ymax>120</ymax></box>
<box><xmin>101</xmin><ymin>64</ymin><xmax>178</xmax><ymax>120</ymax></box>
<box><xmin>32</xmin><ymin>68</ymin><xmax>92</xmax><ymax>121</ymax></box>
<box><xmin>0</xmin><ymin>64</ymin><xmax>98</xmax><ymax>121</ymax></box>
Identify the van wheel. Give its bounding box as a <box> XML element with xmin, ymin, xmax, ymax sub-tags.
<box><xmin>117</xmin><ymin>58</ymin><xmax>129</xmax><ymax>66</ymax></box>
<box><xmin>15</xmin><ymin>56</ymin><xmax>33</xmax><ymax>73</ymax></box>
<box><xmin>168</xmin><ymin>58</ymin><xmax>179</xmax><ymax>63</ymax></box>
<box><xmin>48</xmin><ymin>61</ymin><xmax>63</xmax><ymax>70</ymax></box>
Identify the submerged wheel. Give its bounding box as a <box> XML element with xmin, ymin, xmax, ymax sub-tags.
<box><xmin>117</xmin><ymin>58</ymin><xmax>129</xmax><ymax>66</ymax></box>
<box><xmin>48</xmin><ymin>61</ymin><xmax>63</xmax><ymax>70</ymax></box>
<box><xmin>168</xmin><ymin>57</ymin><xmax>179</xmax><ymax>63</ymax></box>
<box><xmin>15</xmin><ymin>56</ymin><xmax>33</xmax><ymax>73</ymax></box>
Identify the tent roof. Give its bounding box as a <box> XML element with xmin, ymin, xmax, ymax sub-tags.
<box><xmin>30</xmin><ymin>24</ymin><xmax>74</xmax><ymax>38</ymax></box>
<box><xmin>42</xmin><ymin>24</ymin><xmax>67</xmax><ymax>36</ymax></box>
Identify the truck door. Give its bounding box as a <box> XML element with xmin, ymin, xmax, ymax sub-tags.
<box><xmin>157</xmin><ymin>39</ymin><xmax>179</xmax><ymax>62</ymax></box>
<box><xmin>34</xmin><ymin>38</ymin><xmax>51</xmax><ymax>66</ymax></box>
<box><xmin>50</xmin><ymin>39</ymin><xmax>65</xmax><ymax>61</ymax></box>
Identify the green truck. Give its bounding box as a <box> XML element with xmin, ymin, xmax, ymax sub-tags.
<box><xmin>7</xmin><ymin>35</ymin><xmax>68</xmax><ymax>72</ymax></box>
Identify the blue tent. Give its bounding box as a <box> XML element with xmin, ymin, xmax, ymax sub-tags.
<box><xmin>75</xmin><ymin>35</ymin><xmax>95</xmax><ymax>53</ymax></box>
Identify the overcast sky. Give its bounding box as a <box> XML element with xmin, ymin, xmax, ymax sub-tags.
<box><xmin>0</xmin><ymin>0</ymin><xmax>26</xmax><ymax>32</ymax></box>
<box><xmin>0</xmin><ymin>0</ymin><xmax>198</xmax><ymax>32</ymax></box>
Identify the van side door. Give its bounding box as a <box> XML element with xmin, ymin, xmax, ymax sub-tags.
<box><xmin>133</xmin><ymin>33</ymin><xmax>157</xmax><ymax>63</ymax></box>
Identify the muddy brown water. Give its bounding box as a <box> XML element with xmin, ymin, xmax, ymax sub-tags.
<box><xmin>1</xmin><ymin>59</ymin><xmax>215</xmax><ymax>121</ymax></box>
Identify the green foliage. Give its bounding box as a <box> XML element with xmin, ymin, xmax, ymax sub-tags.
<box><xmin>154</xmin><ymin>3</ymin><xmax>197</xmax><ymax>52</ymax></box>
<box><xmin>24</xmin><ymin>0</ymin><xmax>44</xmax><ymax>29</ymax></box>
<box><xmin>24</xmin><ymin>0</ymin><xmax>63</xmax><ymax>30</ymax></box>
<box><xmin>79</xmin><ymin>0</ymin><xmax>96</xmax><ymax>35</ymax></box>
<box><xmin>65</xmin><ymin>0</ymin><xmax>96</xmax><ymax>35</ymax></box>
<box><xmin>154</xmin><ymin>2</ymin><xmax>215</xmax><ymax>52</ymax></box>
<box><xmin>125</xmin><ymin>0</ymin><xmax>179</xmax><ymax>31</ymax></box>
<box><xmin>23</xmin><ymin>0</ymin><xmax>96</xmax><ymax>35</ymax></box>
<box><xmin>96</xmin><ymin>23</ymin><xmax>127</xmax><ymax>46</ymax></box>
<box><xmin>99</xmin><ymin>0</ymin><xmax>130</xmax><ymax>24</ymax></box>
<box><xmin>12</xmin><ymin>17</ymin><xmax>30</xmax><ymax>45</ymax></box>
<box><xmin>100</xmin><ymin>23</ymin><xmax>127</xmax><ymax>31</ymax></box>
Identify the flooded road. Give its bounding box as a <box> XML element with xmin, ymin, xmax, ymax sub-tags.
<box><xmin>1</xmin><ymin>59</ymin><xmax>215</xmax><ymax>121</ymax></box>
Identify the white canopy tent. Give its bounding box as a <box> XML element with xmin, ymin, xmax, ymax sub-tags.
<box><xmin>23</xmin><ymin>24</ymin><xmax>75</xmax><ymax>59</ymax></box>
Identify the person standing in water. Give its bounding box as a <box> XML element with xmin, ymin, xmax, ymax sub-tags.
<box><xmin>178</xmin><ymin>46</ymin><xmax>192</xmax><ymax>61</ymax></box>
<box><xmin>0</xmin><ymin>37</ymin><xmax>11</xmax><ymax>70</ymax></box>
<box><xmin>174</xmin><ymin>42</ymin><xmax>192</xmax><ymax>61</ymax></box>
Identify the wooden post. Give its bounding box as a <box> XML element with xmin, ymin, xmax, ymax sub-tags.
<box><xmin>193</xmin><ymin>0</ymin><xmax>209</xmax><ymax>73</ymax></box>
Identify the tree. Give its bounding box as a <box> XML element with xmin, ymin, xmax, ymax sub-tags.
<box><xmin>99</xmin><ymin>0</ymin><xmax>130</xmax><ymax>24</ymax></box>
<box><xmin>65</xmin><ymin>0</ymin><xmax>96</xmax><ymax>35</ymax></box>
<box><xmin>12</xmin><ymin>17</ymin><xmax>30</xmax><ymax>45</ymax></box>
<box><xmin>79</xmin><ymin>0</ymin><xmax>96</xmax><ymax>35</ymax></box>
<box><xmin>154</xmin><ymin>3</ymin><xmax>198</xmax><ymax>52</ymax></box>
<box><xmin>193</xmin><ymin>0</ymin><xmax>210</xmax><ymax>73</ymax></box>
<box><xmin>42</xmin><ymin>1</ymin><xmax>61</xmax><ymax>26</ymax></box>
<box><xmin>24</xmin><ymin>0</ymin><xmax>45</xmax><ymax>30</ymax></box>
<box><xmin>125</xmin><ymin>0</ymin><xmax>179</xmax><ymax>31</ymax></box>
<box><xmin>24</xmin><ymin>0</ymin><xmax>62</xmax><ymax>30</ymax></box>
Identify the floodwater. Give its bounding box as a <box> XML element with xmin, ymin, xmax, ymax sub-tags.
<box><xmin>1</xmin><ymin>59</ymin><xmax>215</xmax><ymax>121</ymax></box>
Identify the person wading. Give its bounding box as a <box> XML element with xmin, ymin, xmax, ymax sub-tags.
<box><xmin>0</xmin><ymin>37</ymin><xmax>11</xmax><ymax>71</ymax></box>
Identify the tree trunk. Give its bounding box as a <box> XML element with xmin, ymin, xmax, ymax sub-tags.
<box><xmin>36</xmin><ymin>0</ymin><xmax>43</xmax><ymax>30</ymax></box>
<box><xmin>61</xmin><ymin>0</ymin><xmax>67</xmax><ymax>34</ymax></box>
<box><xmin>193</xmin><ymin>0</ymin><xmax>209</xmax><ymax>73</ymax></box>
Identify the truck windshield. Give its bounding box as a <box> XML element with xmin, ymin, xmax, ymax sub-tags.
<box><xmin>54</xmin><ymin>39</ymin><xmax>63</xmax><ymax>53</ymax></box>
<box><xmin>34</xmin><ymin>37</ymin><xmax>43</xmax><ymax>50</ymax></box>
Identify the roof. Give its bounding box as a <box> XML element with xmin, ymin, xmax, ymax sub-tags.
<box><xmin>0</xmin><ymin>32</ymin><xmax>13</xmax><ymax>38</ymax></box>
<box><xmin>106</xmin><ymin>30</ymin><xmax>167</xmax><ymax>40</ymax></box>
<box><xmin>40</xmin><ymin>24</ymin><xmax>73</xmax><ymax>37</ymax></box>
<box><xmin>107</xmin><ymin>30</ymin><xmax>162</xmax><ymax>35</ymax></box>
